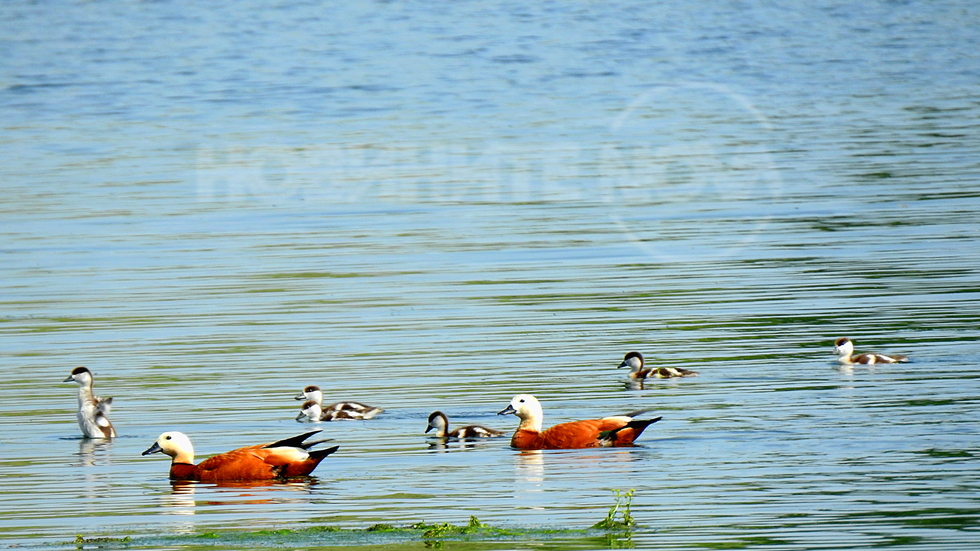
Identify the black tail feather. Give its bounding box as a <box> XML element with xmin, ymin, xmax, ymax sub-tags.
<box><xmin>309</xmin><ymin>445</ymin><xmax>340</xmax><ymax>461</ymax></box>
<box><xmin>599</xmin><ymin>416</ymin><xmax>662</xmax><ymax>443</ymax></box>
<box><xmin>266</xmin><ymin>430</ymin><xmax>323</xmax><ymax>449</ymax></box>
<box><xmin>301</xmin><ymin>438</ymin><xmax>334</xmax><ymax>449</ymax></box>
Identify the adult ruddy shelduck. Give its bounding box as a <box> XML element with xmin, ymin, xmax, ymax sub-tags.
<box><xmin>63</xmin><ymin>366</ymin><xmax>116</xmax><ymax>439</ymax></box>
<box><xmin>618</xmin><ymin>351</ymin><xmax>699</xmax><ymax>379</ymax></box>
<box><xmin>497</xmin><ymin>394</ymin><xmax>661</xmax><ymax>450</ymax></box>
<box><xmin>141</xmin><ymin>430</ymin><xmax>339</xmax><ymax>482</ymax></box>
<box><xmin>295</xmin><ymin>385</ymin><xmax>383</xmax><ymax>421</ymax></box>
<box><xmin>425</xmin><ymin>411</ymin><xmax>504</xmax><ymax>439</ymax></box>
<box><xmin>834</xmin><ymin>337</ymin><xmax>909</xmax><ymax>365</ymax></box>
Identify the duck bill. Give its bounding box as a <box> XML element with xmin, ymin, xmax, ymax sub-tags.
<box><xmin>141</xmin><ymin>442</ymin><xmax>163</xmax><ymax>456</ymax></box>
<box><xmin>497</xmin><ymin>405</ymin><xmax>516</xmax><ymax>416</ymax></box>
<box><xmin>616</xmin><ymin>362</ymin><xmax>627</xmax><ymax>369</ymax></box>
<box><xmin>295</xmin><ymin>412</ymin><xmax>308</xmax><ymax>421</ymax></box>
<box><xmin>294</xmin><ymin>393</ymin><xmax>307</xmax><ymax>401</ymax></box>
<box><xmin>424</xmin><ymin>425</ymin><xmax>433</xmax><ymax>434</ymax></box>
<box><xmin>63</xmin><ymin>375</ymin><xmax>75</xmax><ymax>382</ymax></box>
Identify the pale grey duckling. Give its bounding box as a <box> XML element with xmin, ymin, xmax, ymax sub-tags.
<box><xmin>64</xmin><ymin>366</ymin><xmax>116</xmax><ymax>438</ymax></box>
<box><xmin>295</xmin><ymin>385</ymin><xmax>383</xmax><ymax>421</ymax></box>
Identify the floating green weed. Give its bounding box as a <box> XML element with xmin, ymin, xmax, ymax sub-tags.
<box><xmin>593</xmin><ymin>488</ymin><xmax>636</xmax><ymax>530</ymax></box>
<box><xmin>74</xmin><ymin>534</ymin><xmax>131</xmax><ymax>546</ymax></box>
<box><xmin>65</xmin><ymin>515</ymin><xmax>632</xmax><ymax>549</ymax></box>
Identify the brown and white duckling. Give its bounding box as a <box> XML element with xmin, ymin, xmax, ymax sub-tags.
<box><xmin>617</xmin><ymin>351</ymin><xmax>698</xmax><ymax>379</ymax></box>
<box><xmin>834</xmin><ymin>337</ymin><xmax>909</xmax><ymax>365</ymax></box>
<box><xmin>425</xmin><ymin>411</ymin><xmax>504</xmax><ymax>439</ymax></box>
<box><xmin>294</xmin><ymin>385</ymin><xmax>383</xmax><ymax>421</ymax></box>
<box><xmin>63</xmin><ymin>366</ymin><xmax>116</xmax><ymax>439</ymax></box>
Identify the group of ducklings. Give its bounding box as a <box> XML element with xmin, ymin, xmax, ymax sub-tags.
<box><xmin>63</xmin><ymin>338</ymin><xmax>910</xmax><ymax>481</ymax></box>
<box><xmin>65</xmin><ymin>337</ymin><xmax>907</xmax><ymax>444</ymax></box>
<box><xmin>291</xmin><ymin>384</ymin><xmax>502</xmax><ymax>438</ymax></box>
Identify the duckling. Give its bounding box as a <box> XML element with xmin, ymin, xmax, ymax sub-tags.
<box><xmin>497</xmin><ymin>394</ymin><xmax>661</xmax><ymax>450</ymax></box>
<box><xmin>617</xmin><ymin>351</ymin><xmax>698</xmax><ymax>379</ymax></box>
<box><xmin>294</xmin><ymin>385</ymin><xmax>383</xmax><ymax>421</ymax></box>
<box><xmin>296</xmin><ymin>399</ymin><xmax>384</xmax><ymax>421</ymax></box>
<box><xmin>141</xmin><ymin>429</ymin><xmax>338</xmax><ymax>482</ymax></box>
<box><xmin>63</xmin><ymin>366</ymin><xmax>116</xmax><ymax>438</ymax></box>
<box><xmin>425</xmin><ymin>411</ymin><xmax>504</xmax><ymax>439</ymax></box>
<box><xmin>834</xmin><ymin>337</ymin><xmax>909</xmax><ymax>365</ymax></box>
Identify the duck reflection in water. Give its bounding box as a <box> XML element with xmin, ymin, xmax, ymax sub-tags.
<box><xmin>162</xmin><ymin>480</ymin><xmax>197</xmax><ymax>515</ymax></box>
<box><xmin>164</xmin><ymin>478</ymin><xmax>318</xmax><ymax>508</ymax></box>
<box><xmin>516</xmin><ymin>450</ymin><xmax>544</xmax><ymax>477</ymax></box>
<box><xmin>512</xmin><ymin>451</ymin><xmax>545</xmax><ymax>505</ymax></box>
<box><xmin>426</xmin><ymin>439</ymin><xmax>480</xmax><ymax>452</ymax></box>
<box><xmin>513</xmin><ymin>447</ymin><xmax>644</xmax><ymax>477</ymax></box>
<box><xmin>74</xmin><ymin>438</ymin><xmax>113</xmax><ymax>467</ymax></box>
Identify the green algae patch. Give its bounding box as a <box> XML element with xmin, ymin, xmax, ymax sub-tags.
<box><xmin>74</xmin><ymin>534</ymin><xmax>132</xmax><ymax>545</ymax></box>
<box><xmin>59</xmin><ymin>517</ymin><xmax>635</xmax><ymax>550</ymax></box>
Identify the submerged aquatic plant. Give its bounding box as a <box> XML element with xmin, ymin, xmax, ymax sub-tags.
<box><xmin>65</xmin><ymin>515</ymin><xmax>638</xmax><ymax>549</ymax></box>
<box><xmin>74</xmin><ymin>534</ymin><xmax>131</xmax><ymax>546</ymax></box>
<box><xmin>413</xmin><ymin>516</ymin><xmax>493</xmax><ymax>538</ymax></box>
<box><xmin>593</xmin><ymin>488</ymin><xmax>636</xmax><ymax>530</ymax></box>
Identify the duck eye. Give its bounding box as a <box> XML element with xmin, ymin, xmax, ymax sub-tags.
<box><xmin>165</xmin><ymin>435</ymin><xmax>172</xmax><ymax>440</ymax></box>
<box><xmin>519</xmin><ymin>399</ymin><xmax>525</xmax><ymax>403</ymax></box>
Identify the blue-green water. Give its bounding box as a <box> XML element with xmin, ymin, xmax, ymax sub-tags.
<box><xmin>2</xmin><ymin>1</ymin><xmax>979</xmax><ymax>549</ymax></box>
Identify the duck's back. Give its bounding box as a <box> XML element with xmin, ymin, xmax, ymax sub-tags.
<box><xmin>180</xmin><ymin>446</ymin><xmax>279</xmax><ymax>481</ymax></box>
<box><xmin>171</xmin><ymin>444</ymin><xmax>338</xmax><ymax>481</ymax></box>
<box><xmin>512</xmin><ymin>418</ymin><xmax>629</xmax><ymax>449</ymax></box>
<box><xmin>452</xmin><ymin>425</ymin><xmax>503</xmax><ymax>438</ymax></box>
<box><xmin>77</xmin><ymin>400</ymin><xmax>116</xmax><ymax>438</ymax></box>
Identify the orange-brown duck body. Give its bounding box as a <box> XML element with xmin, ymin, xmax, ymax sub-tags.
<box><xmin>142</xmin><ymin>430</ymin><xmax>338</xmax><ymax>482</ymax></box>
<box><xmin>498</xmin><ymin>394</ymin><xmax>660</xmax><ymax>450</ymax></box>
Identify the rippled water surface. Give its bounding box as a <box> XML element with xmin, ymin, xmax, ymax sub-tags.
<box><xmin>2</xmin><ymin>1</ymin><xmax>980</xmax><ymax>549</ymax></box>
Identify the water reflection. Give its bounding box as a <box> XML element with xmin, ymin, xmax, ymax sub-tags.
<box><xmin>512</xmin><ymin>448</ymin><xmax>648</xmax><ymax>487</ymax></box>
<box><xmin>425</xmin><ymin>437</ymin><xmax>498</xmax><ymax>452</ymax></box>
<box><xmin>514</xmin><ymin>451</ymin><xmax>544</xmax><ymax>481</ymax></box>
<box><xmin>511</xmin><ymin>450</ymin><xmax>546</xmax><ymax>511</ymax></box>
<box><xmin>162</xmin><ymin>481</ymin><xmax>197</xmax><ymax>515</ymax></box>
<box><xmin>625</xmin><ymin>380</ymin><xmax>645</xmax><ymax>391</ymax></box>
<box><xmin>162</xmin><ymin>479</ymin><xmax>317</xmax><ymax>507</ymax></box>
<box><xmin>68</xmin><ymin>440</ymin><xmax>108</xmax><ymax>512</ymax></box>
<box><xmin>73</xmin><ymin>438</ymin><xmax>113</xmax><ymax>467</ymax></box>
<box><xmin>834</xmin><ymin>364</ymin><xmax>881</xmax><ymax>377</ymax></box>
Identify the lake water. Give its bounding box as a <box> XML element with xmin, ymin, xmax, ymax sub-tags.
<box><xmin>2</xmin><ymin>0</ymin><xmax>979</xmax><ymax>549</ymax></box>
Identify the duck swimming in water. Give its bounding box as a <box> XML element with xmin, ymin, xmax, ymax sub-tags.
<box><xmin>296</xmin><ymin>399</ymin><xmax>385</xmax><ymax>421</ymax></box>
<box><xmin>834</xmin><ymin>337</ymin><xmax>909</xmax><ymax>365</ymax></box>
<box><xmin>63</xmin><ymin>367</ymin><xmax>116</xmax><ymax>439</ymax></box>
<box><xmin>617</xmin><ymin>351</ymin><xmax>699</xmax><ymax>379</ymax></box>
<box><xmin>497</xmin><ymin>394</ymin><xmax>661</xmax><ymax>450</ymax></box>
<box><xmin>141</xmin><ymin>429</ymin><xmax>338</xmax><ymax>482</ymax></box>
<box><xmin>425</xmin><ymin>411</ymin><xmax>504</xmax><ymax>439</ymax></box>
<box><xmin>294</xmin><ymin>385</ymin><xmax>383</xmax><ymax>421</ymax></box>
